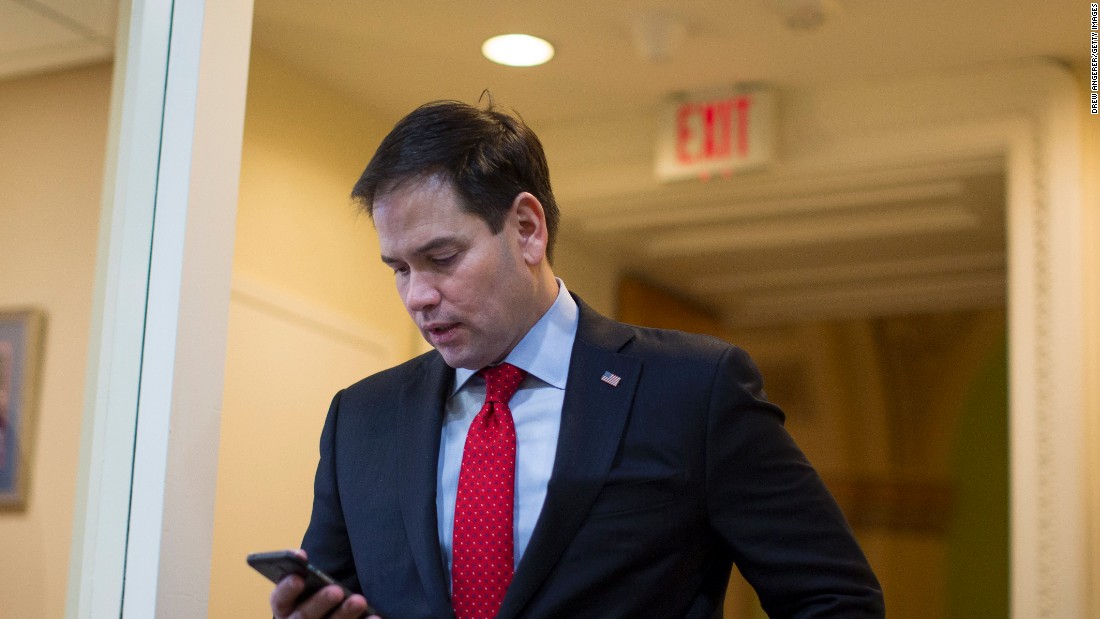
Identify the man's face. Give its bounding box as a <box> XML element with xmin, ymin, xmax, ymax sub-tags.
<box><xmin>374</xmin><ymin>176</ymin><xmax>545</xmax><ymax>370</ymax></box>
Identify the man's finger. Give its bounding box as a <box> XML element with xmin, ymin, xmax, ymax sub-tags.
<box><xmin>328</xmin><ymin>593</ymin><xmax>372</xmax><ymax>618</ymax></box>
<box><xmin>290</xmin><ymin>584</ymin><xmax>346</xmax><ymax>618</ymax></box>
<box><xmin>270</xmin><ymin>574</ymin><xmax>304</xmax><ymax>618</ymax></box>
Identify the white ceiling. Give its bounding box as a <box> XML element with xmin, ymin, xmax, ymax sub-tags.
<box><xmin>7</xmin><ymin>0</ymin><xmax>1085</xmax><ymax>325</ymax></box>
<box><xmin>0</xmin><ymin>0</ymin><xmax>114</xmax><ymax>80</ymax></box>
<box><xmin>250</xmin><ymin>0</ymin><xmax>1083</xmax><ymax>125</ymax></box>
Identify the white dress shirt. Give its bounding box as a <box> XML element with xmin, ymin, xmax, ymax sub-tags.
<box><xmin>436</xmin><ymin>280</ymin><xmax>579</xmax><ymax>585</ymax></box>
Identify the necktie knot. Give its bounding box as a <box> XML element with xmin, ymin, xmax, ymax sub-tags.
<box><xmin>479</xmin><ymin>362</ymin><xmax>526</xmax><ymax>405</ymax></box>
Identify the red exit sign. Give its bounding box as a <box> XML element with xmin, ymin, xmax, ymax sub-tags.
<box><xmin>655</xmin><ymin>87</ymin><xmax>775</xmax><ymax>182</ymax></box>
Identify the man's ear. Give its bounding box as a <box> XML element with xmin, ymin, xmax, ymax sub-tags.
<box><xmin>511</xmin><ymin>192</ymin><xmax>549</xmax><ymax>266</ymax></box>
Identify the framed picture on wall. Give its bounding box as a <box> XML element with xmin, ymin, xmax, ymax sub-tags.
<box><xmin>0</xmin><ymin>309</ymin><xmax>46</xmax><ymax>509</ymax></box>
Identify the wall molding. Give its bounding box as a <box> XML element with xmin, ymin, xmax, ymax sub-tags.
<box><xmin>1002</xmin><ymin>70</ymin><xmax>1087</xmax><ymax>618</ymax></box>
<box><xmin>229</xmin><ymin>275</ymin><xmax>400</xmax><ymax>364</ymax></box>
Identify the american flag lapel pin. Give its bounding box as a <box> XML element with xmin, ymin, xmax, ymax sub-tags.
<box><xmin>600</xmin><ymin>371</ymin><xmax>621</xmax><ymax>387</ymax></box>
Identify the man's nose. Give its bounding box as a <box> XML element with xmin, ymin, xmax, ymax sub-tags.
<box><xmin>404</xmin><ymin>272</ymin><xmax>441</xmax><ymax>311</ymax></box>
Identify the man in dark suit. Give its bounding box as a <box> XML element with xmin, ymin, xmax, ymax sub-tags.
<box><xmin>270</xmin><ymin>100</ymin><xmax>884</xmax><ymax>619</ymax></box>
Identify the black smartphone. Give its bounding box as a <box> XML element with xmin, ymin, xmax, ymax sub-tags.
<box><xmin>247</xmin><ymin>550</ymin><xmax>375</xmax><ymax>614</ymax></box>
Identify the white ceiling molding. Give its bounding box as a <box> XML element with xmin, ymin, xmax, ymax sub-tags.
<box><xmin>727</xmin><ymin>272</ymin><xmax>1006</xmax><ymax>307</ymax></box>
<box><xmin>721</xmin><ymin>272</ymin><xmax>1006</xmax><ymax>326</ymax></box>
<box><xmin>644</xmin><ymin>201</ymin><xmax>980</xmax><ymax>257</ymax></box>
<box><xmin>692</xmin><ymin>251</ymin><xmax>1005</xmax><ymax>293</ymax></box>
<box><xmin>581</xmin><ymin>180</ymin><xmax>967</xmax><ymax>234</ymax></box>
<box><xmin>560</xmin><ymin>154</ymin><xmax>1003</xmax><ymax>218</ymax></box>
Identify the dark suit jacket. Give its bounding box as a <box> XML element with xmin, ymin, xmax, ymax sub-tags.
<box><xmin>302</xmin><ymin>297</ymin><xmax>884</xmax><ymax>618</ymax></box>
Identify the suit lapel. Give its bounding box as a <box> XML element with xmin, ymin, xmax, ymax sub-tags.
<box><xmin>498</xmin><ymin>301</ymin><xmax>639</xmax><ymax>619</ymax></box>
<box><xmin>396</xmin><ymin>353</ymin><xmax>457</xmax><ymax>619</ymax></box>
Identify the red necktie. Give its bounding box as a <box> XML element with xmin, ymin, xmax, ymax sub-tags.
<box><xmin>451</xmin><ymin>363</ymin><xmax>526</xmax><ymax>619</ymax></box>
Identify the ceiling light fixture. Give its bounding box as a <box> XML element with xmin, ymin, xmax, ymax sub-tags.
<box><xmin>481</xmin><ymin>34</ymin><xmax>555</xmax><ymax>67</ymax></box>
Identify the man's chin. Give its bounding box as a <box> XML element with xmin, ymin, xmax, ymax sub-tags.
<box><xmin>435</xmin><ymin>347</ymin><xmax>480</xmax><ymax>370</ymax></box>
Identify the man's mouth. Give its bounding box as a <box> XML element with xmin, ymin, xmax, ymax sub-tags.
<box><xmin>424</xmin><ymin>322</ymin><xmax>460</xmax><ymax>342</ymax></box>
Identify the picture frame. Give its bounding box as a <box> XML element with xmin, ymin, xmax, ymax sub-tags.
<box><xmin>0</xmin><ymin>309</ymin><xmax>46</xmax><ymax>509</ymax></box>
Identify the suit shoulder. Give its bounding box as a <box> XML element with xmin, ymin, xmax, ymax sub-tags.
<box><xmin>618</xmin><ymin>321</ymin><xmax>742</xmax><ymax>364</ymax></box>
<box><xmin>576</xmin><ymin>301</ymin><xmax>749</xmax><ymax>367</ymax></box>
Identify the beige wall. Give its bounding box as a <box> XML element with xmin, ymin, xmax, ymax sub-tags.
<box><xmin>207</xmin><ymin>50</ymin><xmax>414</xmax><ymax>617</ymax></box>
<box><xmin>229</xmin><ymin>53</ymin><xmax>408</xmax><ymax>332</ymax></box>
<box><xmin>0</xmin><ymin>63</ymin><xmax>112</xmax><ymax>619</ymax></box>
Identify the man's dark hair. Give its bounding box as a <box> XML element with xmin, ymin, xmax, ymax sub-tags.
<box><xmin>351</xmin><ymin>99</ymin><xmax>560</xmax><ymax>262</ymax></box>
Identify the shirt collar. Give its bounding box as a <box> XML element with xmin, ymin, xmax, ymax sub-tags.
<box><xmin>452</xmin><ymin>278</ymin><xmax>578</xmax><ymax>394</ymax></box>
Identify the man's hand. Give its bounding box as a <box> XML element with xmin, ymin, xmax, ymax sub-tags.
<box><xmin>269</xmin><ymin>550</ymin><xmax>378</xmax><ymax>619</ymax></box>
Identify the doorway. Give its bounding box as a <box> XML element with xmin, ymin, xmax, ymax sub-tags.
<box><xmin>619</xmin><ymin>276</ymin><xmax>1007</xmax><ymax>618</ymax></box>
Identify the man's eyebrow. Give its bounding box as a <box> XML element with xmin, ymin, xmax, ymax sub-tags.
<box><xmin>380</xmin><ymin>236</ymin><xmax>462</xmax><ymax>264</ymax></box>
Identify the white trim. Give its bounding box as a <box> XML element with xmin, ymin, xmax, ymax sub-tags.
<box><xmin>1004</xmin><ymin>72</ymin><xmax>1087</xmax><ymax>619</ymax></box>
<box><xmin>120</xmin><ymin>0</ymin><xmax>207</xmax><ymax>614</ymax></box>
<box><xmin>123</xmin><ymin>0</ymin><xmax>254</xmax><ymax>615</ymax></box>
<box><xmin>66</xmin><ymin>0</ymin><xmax>173</xmax><ymax>615</ymax></box>
<box><xmin>66</xmin><ymin>0</ymin><xmax>255</xmax><ymax>616</ymax></box>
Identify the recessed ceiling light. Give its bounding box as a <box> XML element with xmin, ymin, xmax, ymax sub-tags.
<box><xmin>481</xmin><ymin>34</ymin><xmax>555</xmax><ymax>67</ymax></box>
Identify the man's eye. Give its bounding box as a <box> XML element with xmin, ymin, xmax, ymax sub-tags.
<box><xmin>432</xmin><ymin>254</ymin><xmax>456</xmax><ymax>266</ymax></box>
<box><xmin>393</xmin><ymin>265</ymin><xmax>409</xmax><ymax>276</ymax></box>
